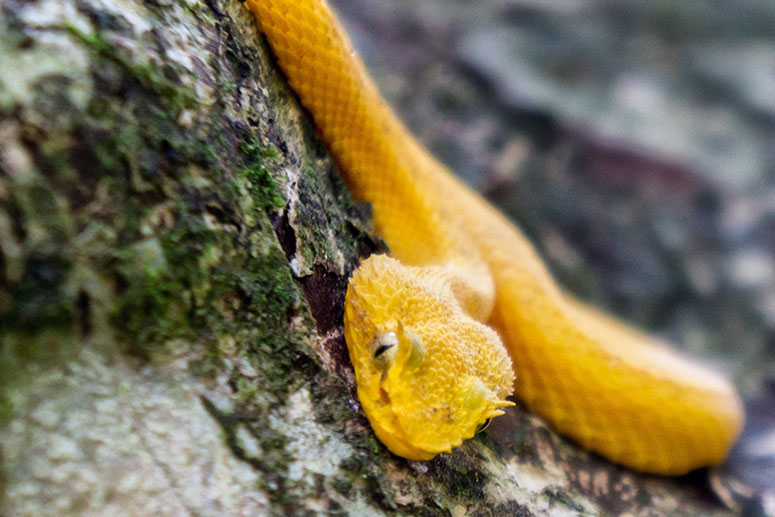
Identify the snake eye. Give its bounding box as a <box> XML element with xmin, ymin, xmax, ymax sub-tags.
<box><xmin>374</xmin><ymin>342</ymin><xmax>395</xmax><ymax>358</ymax></box>
<box><xmin>476</xmin><ymin>418</ymin><xmax>492</xmax><ymax>434</ymax></box>
<box><xmin>372</xmin><ymin>332</ymin><xmax>398</xmax><ymax>370</ymax></box>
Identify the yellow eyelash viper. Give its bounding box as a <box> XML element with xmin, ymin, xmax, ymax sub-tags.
<box><xmin>244</xmin><ymin>0</ymin><xmax>744</xmax><ymax>474</ymax></box>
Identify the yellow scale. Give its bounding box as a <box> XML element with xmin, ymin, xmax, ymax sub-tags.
<box><xmin>245</xmin><ymin>0</ymin><xmax>743</xmax><ymax>475</ymax></box>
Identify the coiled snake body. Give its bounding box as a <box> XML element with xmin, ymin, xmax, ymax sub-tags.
<box><xmin>246</xmin><ymin>0</ymin><xmax>743</xmax><ymax>474</ymax></box>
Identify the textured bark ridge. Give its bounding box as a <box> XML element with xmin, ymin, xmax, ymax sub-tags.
<box><xmin>0</xmin><ymin>0</ymin><xmax>754</xmax><ymax>515</ymax></box>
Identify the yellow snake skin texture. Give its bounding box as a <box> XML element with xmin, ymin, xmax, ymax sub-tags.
<box><xmin>245</xmin><ymin>0</ymin><xmax>744</xmax><ymax>474</ymax></box>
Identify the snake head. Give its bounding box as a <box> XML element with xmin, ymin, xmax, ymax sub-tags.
<box><xmin>344</xmin><ymin>255</ymin><xmax>515</xmax><ymax>460</ymax></box>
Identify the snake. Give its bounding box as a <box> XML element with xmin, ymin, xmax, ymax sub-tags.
<box><xmin>245</xmin><ymin>0</ymin><xmax>744</xmax><ymax>475</ymax></box>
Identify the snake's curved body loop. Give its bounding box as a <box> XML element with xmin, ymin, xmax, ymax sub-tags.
<box><xmin>246</xmin><ymin>0</ymin><xmax>743</xmax><ymax>474</ymax></box>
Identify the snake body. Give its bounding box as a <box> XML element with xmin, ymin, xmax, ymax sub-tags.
<box><xmin>246</xmin><ymin>0</ymin><xmax>744</xmax><ymax>474</ymax></box>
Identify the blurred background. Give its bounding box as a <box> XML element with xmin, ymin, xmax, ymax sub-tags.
<box><xmin>330</xmin><ymin>0</ymin><xmax>775</xmax><ymax>491</ymax></box>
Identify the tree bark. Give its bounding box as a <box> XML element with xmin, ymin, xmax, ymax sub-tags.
<box><xmin>0</xmin><ymin>0</ymin><xmax>749</xmax><ymax>515</ymax></box>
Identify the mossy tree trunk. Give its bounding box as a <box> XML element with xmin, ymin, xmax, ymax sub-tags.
<box><xmin>0</xmin><ymin>0</ymin><xmax>750</xmax><ymax>515</ymax></box>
